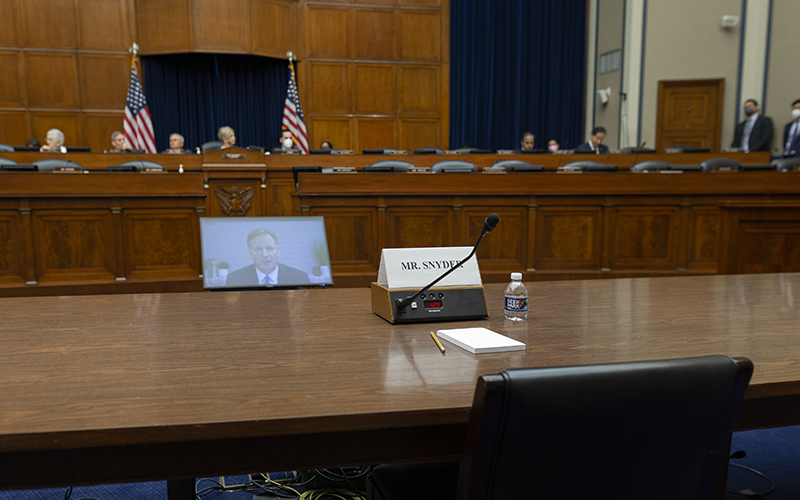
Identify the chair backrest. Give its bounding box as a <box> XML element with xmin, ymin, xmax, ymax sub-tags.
<box><xmin>0</xmin><ymin>143</ymin><xmax>14</xmax><ymax>152</ymax></box>
<box><xmin>364</xmin><ymin>160</ymin><xmax>414</xmax><ymax>173</ymax></box>
<box><xmin>631</xmin><ymin>160</ymin><xmax>676</xmax><ymax>172</ymax></box>
<box><xmin>561</xmin><ymin>160</ymin><xmax>618</xmax><ymax>172</ymax></box>
<box><xmin>457</xmin><ymin>355</ymin><xmax>752</xmax><ymax>500</ymax></box>
<box><xmin>31</xmin><ymin>159</ymin><xmax>85</xmax><ymax>172</ymax></box>
<box><xmin>116</xmin><ymin>160</ymin><xmax>165</xmax><ymax>171</ymax></box>
<box><xmin>414</xmin><ymin>147</ymin><xmax>444</xmax><ymax>155</ymax></box>
<box><xmin>431</xmin><ymin>160</ymin><xmax>477</xmax><ymax>173</ymax></box>
<box><xmin>492</xmin><ymin>159</ymin><xmax>544</xmax><ymax>172</ymax></box>
<box><xmin>700</xmin><ymin>157</ymin><xmax>742</xmax><ymax>172</ymax></box>
<box><xmin>201</xmin><ymin>140</ymin><xmax>223</xmax><ymax>152</ymax></box>
<box><xmin>776</xmin><ymin>157</ymin><xmax>800</xmax><ymax>172</ymax></box>
<box><xmin>0</xmin><ymin>157</ymin><xmax>18</xmax><ymax>165</ymax></box>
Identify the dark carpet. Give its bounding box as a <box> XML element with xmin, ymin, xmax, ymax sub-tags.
<box><xmin>1</xmin><ymin>426</ymin><xmax>798</xmax><ymax>499</ymax></box>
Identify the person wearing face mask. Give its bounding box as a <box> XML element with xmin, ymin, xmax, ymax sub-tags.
<box><xmin>547</xmin><ymin>139</ymin><xmax>560</xmax><ymax>153</ymax></box>
<box><xmin>783</xmin><ymin>99</ymin><xmax>800</xmax><ymax>158</ymax></box>
<box><xmin>732</xmin><ymin>99</ymin><xmax>773</xmax><ymax>153</ymax></box>
<box><xmin>279</xmin><ymin>129</ymin><xmax>296</xmax><ymax>151</ymax></box>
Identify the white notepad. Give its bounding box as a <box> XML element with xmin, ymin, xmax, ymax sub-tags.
<box><xmin>436</xmin><ymin>327</ymin><xmax>525</xmax><ymax>354</ymax></box>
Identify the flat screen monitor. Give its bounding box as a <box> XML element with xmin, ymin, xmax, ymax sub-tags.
<box><xmin>200</xmin><ymin>216</ymin><xmax>332</xmax><ymax>290</ymax></box>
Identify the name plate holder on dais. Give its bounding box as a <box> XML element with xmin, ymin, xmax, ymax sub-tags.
<box><xmin>53</xmin><ymin>166</ymin><xmax>83</xmax><ymax>173</ymax></box>
<box><xmin>371</xmin><ymin>247</ymin><xmax>488</xmax><ymax>324</ymax></box>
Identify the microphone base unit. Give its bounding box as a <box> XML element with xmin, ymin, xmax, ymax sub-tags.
<box><xmin>371</xmin><ymin>282</ymin><xmax>489</xmax><ymax>324</ymax></box>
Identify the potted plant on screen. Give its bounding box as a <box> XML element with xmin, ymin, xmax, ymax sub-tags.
<box><xmin>218</xmin><ymin>261</ymin><xmax>230</xmax><ymax>279</ymax></box>
<box><xmin>310</xmin><ymin>241</ymin><xmax>330</xmax><ymax>281</ymax></box>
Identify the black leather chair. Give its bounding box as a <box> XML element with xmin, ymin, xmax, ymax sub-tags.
<box><xmin>431</xmin><ymin>160</ymin><xmax>477</xmax><ymax>173</ymax></box>
<box><xmin>109</xmin><ymin>161</ymin><xmax>165</xmax><ymax>172</ymax></box>
<box><xmin>560</xmin><ymin>160</ymin><xmax>618</xmax><ymax>172</ymax></box>
<box><xmin>491</xmin><ymin>159</ymin><xmax>544</xmax><ymax>172</ymax></box>
<box><xmin>0</xmin><ymin>143</ymin><xmax>14</xmax><ymax>152</ymax></box>
<box><xmin>31</xmin><ymin>159</ymin><xmax>84</xmax><ymax>172</ymax></box>
<box><xmin>631</xmin><ymin>160</ymin><xmax>676</xmax><ymax>172</ymax></box>
<box><xmin>414</xmin><ymin>148</ymin><xmax>444</xmax><ymax>155</ymax></box>
<box><xmin>201</xmin><ymin>140</ymin><xmax>223</xmax><ymax>152</ymax></box>
<box><xmin>363</xmin><ymin>160</ymin><xmax>414</xmax><ymax>173</ymax></box>
<box><xmin>0</xmin><ymin>157</ymin><xmax>18</xmax><ymax>165</ymax></box>
<box><xmin>700</xmin><ymin>158</ymin><xmax>742</xmax><ymax>172</ymax></box>
<box><xmin>368</xmin><ymin>355</ymin><xmax>753</xmax><ymax>500</ymax></box>
<box><xmin>776</xmin><ymin>157</ymin><xmax>800</xmax><ymax>172</ymax></box>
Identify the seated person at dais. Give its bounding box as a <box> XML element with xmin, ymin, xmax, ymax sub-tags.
<box><xmin>574</xmin><ymin>126</ymin><xmax>609</xmax><ymax>154</ymax></box>
<box><xmin>39</xmin><ymin>129</ymin><xmax>67</xmax><ymax>153</ymax></box>
<box><xmin>109</xmin><ymin>130</ymin><xmax>132</xmax><ymax>152</ymax></box>
<box><xmin>515</xmin><ymin>132</ymin><xmax>535</xmax><ymax>153</ymax></box>
<box><xmin>225</xmin><ymin>228</ymin><xmax>310</xmax><ymax>286</ymax></box>
<box><xmin>319</xmin><ymin>140</ymin><xmax>333</xmax><ymax>150</ymax></box>
<box><xmin>280</xmin><ymin>129</ymin><xmax>296</xmax><ymax>150</ymax></box>
<box><xmin>548</xmin><ymin>139</ymin><xmax>560</xmax><ymax>153</ymax></box>
<box><xmin>164</xmin><ymin>133</ymin><xmax>187</xmax><ymax>154</ymax></box>
<box><xmin>218</xmin><ymin>126</ymin><xmax>236</xmax><ymax>149</ymax></box>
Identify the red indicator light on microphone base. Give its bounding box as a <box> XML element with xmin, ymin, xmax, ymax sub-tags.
<box><xmin>424</xmin><ymin>300</ymin><xmax>442</xmax><ymax>309</ymax></box>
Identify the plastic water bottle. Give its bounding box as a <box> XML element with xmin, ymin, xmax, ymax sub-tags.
<box><xmin>504</xmin><ymin>272</ymin><xmax>528</xmax><ymax>321</ymax></box>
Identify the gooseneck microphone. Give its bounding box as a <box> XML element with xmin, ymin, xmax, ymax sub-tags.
<box><xmin>395</xmin><ymin>213</ymin><xmax>499</xmax><ymax>312</ymax></box>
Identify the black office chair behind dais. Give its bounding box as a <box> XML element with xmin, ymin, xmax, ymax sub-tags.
<box><xmin>700</xmin><ymin>158</ymin><xmax>742</xmax><ymax>172</ymax></box>
<box><xmin>0</xmin><ymin>143</ymin><xmax>14</xmax><ymax>152</ymax></box>
<box><xmin>110</xmin><ymin>161</ymin><xmax>165</xmax><ymax>172</ymax></box>
<box><xmin>431</xmin><ymin>160</ymin><xmax>477</xmax><ymax>173</ymax></box>
<box><xmin>560</xmin><ymin>160</ymin><xmax>618</xmax><ymax>172</ymax></box>
<box><xmin>201</xmin><ymin>140</ymin><xmax>224</xmax><ymax>152</ymax></box>
<box><xmin>631</xmin><ymin>160</ymin><xmax>676</xmax><ymax>172</ymax></box>
<box><xmin>363</xmin><ymin>160</ymin><xmax>414</xmax><ymax>173</ymax></box>
<box><xmin>776</xmin><ymin>157</ymin><xmax>800</xmax><ymax>172</ymax></box>
<box><xmin>492</xmin><ymin>159</ymin><xmax>545</xmax><ymax>172</ymax></box>
<box><xmin>31</xmin><ymin>159</ymin><xmax>85</xmax><ymax>172</ymax></box>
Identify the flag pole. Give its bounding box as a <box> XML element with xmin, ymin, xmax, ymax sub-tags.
<box><xmin>128</xmin><ymin>42</ymin><xmax>140</xmax><ymax>66</ymax></box>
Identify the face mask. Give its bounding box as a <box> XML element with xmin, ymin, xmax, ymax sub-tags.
<box><xmin>283</xmin><ymin>138</ymin><xmax>294</xmax><ymax>149</ymax></box>
<box><xmin>792</xmin><ymin>109</ymin><xmax>800</xmax><ymax>120</ymax></box>
<box><xmin>744</xmin><ymin>107</ymin><xmax>755</xmax><ymax>117</ymax></box>
<box><xmin>548</xmin><ymin>145</ymin><xmax>559</xmax><ymax>153</ymax></box>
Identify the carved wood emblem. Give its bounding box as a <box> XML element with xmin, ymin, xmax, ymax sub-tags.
<box><xmin>214</xmin><ymin>185</ymin><xmax>256</xmax><ymax>216</ymax></box>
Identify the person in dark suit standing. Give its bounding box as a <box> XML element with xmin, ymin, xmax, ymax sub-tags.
<box><xmin>225</xmin><ymin>228</ymin><xmax>310</xmax><ymax>286</ymax></box>
<box><xmin>783</xmin><ymin>98</ymin><xmax>800</xmax><ymax>158</ymax></box>
<box><xmin>574</xmin><ymin>126</ymin><xmax>608</xmax><ymax>154</ymax></box>
<box><xmin>732</xmin><ymin>99</ymin><xmax>773</xmax><ymax>153</ymax></box>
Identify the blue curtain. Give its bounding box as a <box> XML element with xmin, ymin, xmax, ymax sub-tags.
<box><xmin>450</xmin><ymin>0</ymin><xmax>587</xmax><ymax>150</ymax></box>
<box><xmin>141</xmin><ymin>53</ymin><xmax>288</xmax><ymax>152</ymax></box>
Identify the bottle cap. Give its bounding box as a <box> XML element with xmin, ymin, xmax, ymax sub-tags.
<box><xmin>511</xmin><ymin>272</ymin><xmax>522</xmax><ymax>281</ymax></box>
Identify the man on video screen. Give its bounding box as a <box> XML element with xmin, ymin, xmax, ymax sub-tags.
<box><xmin>225</xmin><ymin>228</ymin><xmax>310</xmax><ymax>286</ymax></box>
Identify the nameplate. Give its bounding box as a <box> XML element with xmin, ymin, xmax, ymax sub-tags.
<box><xmin>407</xmin><ymin>166</ymin><xmax>431</xmax><ymax>173</ymax></box>
<box><xmin>712</xmin><ymin>166</ymin><xmax>738</xmax><ymax>173</ymax></box>
<box><xmin>496</xmin><ymin>149</ymin><xmax>515</xmax><ymax>155</ymax></box>
<box><xmin>377</xmin><ymin>246</ymin><xmax>482</xmax><ymax>289</ymax></box>
<box><xmin>664</xmin><ymin>148</ymin><xmax>682</xmax><ymax>154</ymax></box>
<box><xmin>385</xmin><ymin>150</ymin><xmax>406</xmax><ymax>155</ymax></box>
<box><xmin>557</xmin><ymin>166</ymin><xmax>582</xmax><ymax>173</ymax></box>
<box><xmin>331</xmin><ymin>150</ymin><xmax>354</xmax><ymax>155</ymax></box>
<box><xmin>444</xmin><ymin>150</ymin><xmax>462</xmax><ymax>155</ymax></box>
<box><xmin>142</xmin><ymin>167</ymin><xmax>166</xmax><ymax>173</ymax></box>
<box><xmin>332</xmin><ymin>166</ymin><xmax>356</xmax><ymax>173</ymax></box>
<box><xmin>53</xmin><ymin>166</ymin><xmax>82</xmax><ymax>172</ymax></box>
<box><xmin>482</xmin><ymin>166</ymin><xmax>507</xmax><ymax>174</ymax></box>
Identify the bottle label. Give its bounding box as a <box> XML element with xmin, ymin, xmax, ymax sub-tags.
<box><xmin>505</xmin><ymin>296</ymin><xmax>528</xmax><ymax>312</ymax></box>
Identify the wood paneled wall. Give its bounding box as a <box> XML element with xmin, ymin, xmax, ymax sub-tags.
<box><xmin>299</xmin><ymin>0</ymin><xmax>450</xmax><ymax>152</ymax></box>
<box><xmin>0</xmin><ymin>0</ymin><xmax>136</xmax><ymax>153</ymax></box>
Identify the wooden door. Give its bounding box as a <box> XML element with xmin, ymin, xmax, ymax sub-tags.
<box><xmin>656</xmin><ymin>79</ymin><xmax>724</xmax><ymax>152</ymax></box>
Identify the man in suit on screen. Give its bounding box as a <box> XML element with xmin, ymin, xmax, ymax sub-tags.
<box><xmin>225</xmin><ymin>228</ymin><xmax>310</xmax><ymax>286</ymax></box>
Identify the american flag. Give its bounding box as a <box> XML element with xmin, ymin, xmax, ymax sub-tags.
<box><xmin>123</xmin><ymin>58</ymin><xmax>156</xmax><ymax>154</ymax></box>
<box><xmin>282</xmin><ymin>62</ymin><xmax>309</xmax><ymax>154</ymax></box>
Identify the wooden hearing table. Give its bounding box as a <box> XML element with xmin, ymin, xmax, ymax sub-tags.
<box><xmin>1</xmin><ymin>273</ymin><xmax>799</xmax><ymax>498</ymax></box>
